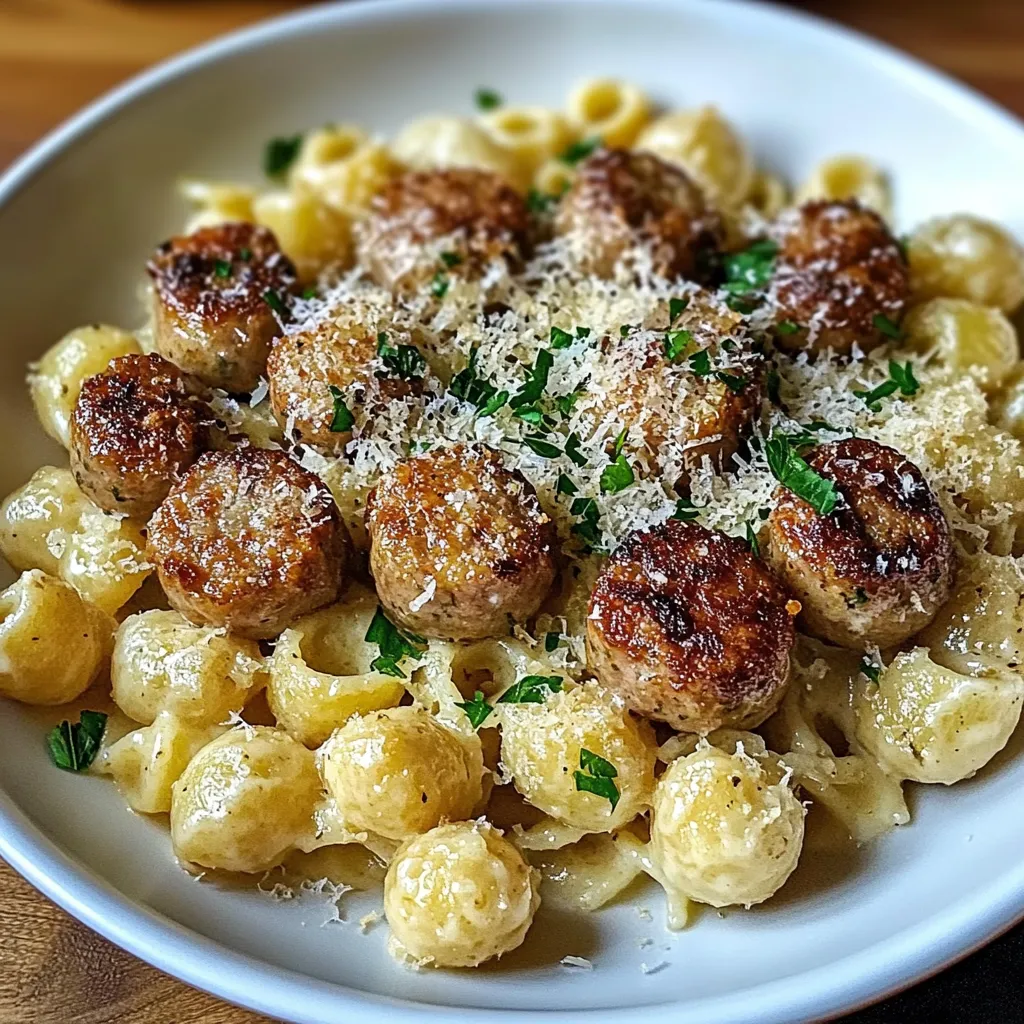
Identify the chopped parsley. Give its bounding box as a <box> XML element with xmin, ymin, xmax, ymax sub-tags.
<box><xmin>873</xmin><ymin>313</ymin><xmax>903</xmax><ymax>339</ymax></box>
<box><xmin>450</xmin><ymin>348</ymin><xmax>506</xmax><ymax>415</ymax></box>
<box><xmin>619</xmin><ymin>324</ymin><xmax>634</xmax><ymax>338</ymax></box>
<box><xmin>556</xmin><ymin>386</ymin><xmax>587</xmax><ymax>418</ymax></box>
<box><xmin>556</xmin><ymin>473</ymin><xmax>578</xmax><ymax>496</ymax></box>
<box><xmin>669</xmin><ymin>297</ymin><xmax>689</xmax><ymax>324</ymax></box>
<box><xmin>600</xmin><ymin>455</ymin><xmax>634</xmax><ymax>494</ymax></box>
<box><xmin>527</xmin><ymin>188</ymin><xmax>557</xmax><ymax>214</ymax></box>
<box><xmin>689</xmin><ymin>350</ymin><xmax>712</xmax><ymax>375</ymax></box>
<box><xmin>499</xmin><ymin>675</ymin><xmax>563</xmax><ymax>704</ymax></box>
<box><xmin>440</xmin><ymin>250</ymin><xmax>462</xmax><ymax>269</ymax></box>
<box><xmin>213</xmin><ymin>259</ymin><xmax>232</xmax><ymax>279</ymax></box>
<box><xmin>300</xmin><ymin>285</ymin><xmax>318</xmax><ymax>300</ymax></box>
<box><xmin>765</xmin><ymin>433</ymin><xmax>838</xmax><ymax>516</ymax></box>
<box><xmin>664</xmin><ymin>329</ymin><xmax>691</xmax><ymax>363</ymax></box>
<box><xmin>364</xmin><ymin>607</ymin><xmax>426</xmax><ymax>679</ymax></box>
<box><xmin>47</xmin><ymin>711</ymin><xmax>107</xmax><ymax>772</ymax></box>
<box><xmin>671</xmin><ymin>497</ymin><xmax>702</xmax><ymax>522</ymax></box>
<box><xmin>573</xmin><ymin>748</ymin><xmax>619</xmax><ymax>809</ymax></box>
<box><xmin>550</xmin><ymin>326</ymin><xmax>574</xmax><ymax>350</ymax></box>
<box><xmin>521</xmin><ymin>435</ymin><xmax>562</xmax><ymax>458</ymax></box>
<box><xmin>430</xmin><ymin>271</ymin><xmax>450</xmax><ymax>298</ymax></box>
<box><xmin>716</xmin><ymin>370</ymin><xmax>749</xmax><ymax>394</ymax></box>
<box><xmin>263</xmin><ymin>134</ymin><xmax>303</xmax><ymax>179</ymax></box>
<box><xmin>745</xmin><ymin>522</ymin><xmax>761</xmax><ymax>557</ymax></box>
<box><xmin>456</xmin><ymin>690</ymin><xmax>494</xmax><ymax>729</ymax></box>
<box><xmin>262</xmin><ymin>289</ymin><xmax>288</xmax><ymax>318</ymax></box>
<box><xmin>854</xmin><ymin>359</ymin><xmax>920</xmax><ymax>411</ymax></box>
<box><xmin>766</xmin><ymin>368</ymin><xmax>782</xmax><ymax>406</ymax></box>
<box><xmin>576</xmin><ymin>326</ymin><xmax>591</xmax><ymax>340</ymax></box>
<box><xmin>376</xmin><ymin>332</ymin><xmax>426</xmax><ymax>381</ymax></box>
<box><xmin>239</xmin><ymin>247</ymin><xmax>252</xmax><ymax>261</ymax></box>
<box><xmin>570</xmin><ymin>496</ymin><xmax>602</xmax><ymax>549</ymax></box>
<box><xmin>860</xmin><ymin>658</ymin><xmax>881</xmax><ymax>683</ymax></box>
<box><xmin>847</xmin><ymin>587</ymin><xmax>869</xmax><ymax>607</ymax></box>
<box><xmin>776</xmin><ymin>320</ymin><xmax>801</xmax><ymax>335</ymax></box>
<box><xmin>328</xmin><ymin>386</ymin><xmax>355</xmax><ymax>432</ymax></box>
<box><xmin>544</xmin><ymin>631</ymin><xmax>562</xmax><ymax>653</ymax></box>
<box><xmin>722</xmin><ymin>238</ymin><xmax>778</xmax><ymax>297</ymax></box>
<box><xmin>564</xmin><ymin>432</ymin><xmax>587</xmax><ymax>467</ymax></box>
<box><xmin>474</xmin><ymin>87</ymin><xmax>503</xmax><ymax>111</ymax></box>
<box><xmin>479</xmin><ymin>389</ymin><xmax>510</xmax><ymax>416</ymax></box>
<box><xmin>560</xmin><ymin>136</ymin><xmax>600</xmax><ymax>166</ymax></box>
<box><xmin>510</xmin><ymin>350</ymin><xmax>554</xmax><ymax>413</ymax></box>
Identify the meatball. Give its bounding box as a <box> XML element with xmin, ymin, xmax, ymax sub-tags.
<box><xmin>69</xmin><ymin>353</ymin><xmax>213</xmax><ymax>516</ymax></box>
<box><xmin>765</xmin><ymin>438</ymin><xmax>955</xmax><ymax>650</ymax></box>
<box><xmin>366</xmin><ymin>444</ymin><xmax>557</xmax><ymax>640</ymax></box>
<box><xmin>147</xmin><ymin>447</ymin><xmax>350</xmax><ymax>638</ymax></box>
<box><xmin>769</xmin><ymin>200</ymin><xmax>909</xmax><ymax>356</ymax></box>
<box><xmin>554</xmin><ymin>148</ymin><xmax>722</xmax><ymax>280</ymax></box>
<box><xmin>147</xmin><ymin>222</ymin><xmax>297</xmax><ymax>392</ymax></box>
<box><xmin>584</xmin><ymin>292</ymin><xmax>762</xmax><ymax>484</ymax></box>
<box><xmin>356</xmin><ymin>168</ymin><xmax>530</xmax><ymax>294</ymax></box>
<box><xmin>586</xmin><ymin>519</ymin><xmax>797</xmax><ymax>733</ymax></box>
<box><xmin>267</xmin><ymin>313</ymin><xmax>423</xmax><ymax>453</ymax></box>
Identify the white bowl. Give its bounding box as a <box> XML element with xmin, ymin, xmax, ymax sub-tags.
<box><xmin>3</xmin><ymin>1</ymin><xmax>1024</xmax><ymax>1021</ymax></box>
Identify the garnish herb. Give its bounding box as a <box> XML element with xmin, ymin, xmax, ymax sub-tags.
<box><xmin>376</xmin><ymin>332</ymin><xmax>426</xmax><ymax>381</ymax></box>
<box><xmin>556</xmin><ymin>386</ymin><xmax>587</xmax><ymax>418</ymax></box>
<box><xmin>264</xmin><ymin>134</ymin><xmax>303</xmax><ymax>179</ymax></box>
<box><xmin>479</xmin><ymin>390</ymin><xmax>510</xmax><ymax>417</ymax></box>
<box><xmin>550</xmin><ymin>326</ymin><xmax>574</xmax><ymax>350</ymax></box>
<box><xmin>564</xmin><ymin>432</ymin><xmax>587</xmax><ymax>467</ymax></box>
<box><xmin>722</xmin><ymin>239</ymin><xmax>778</xmax><ymax>296</ymax></box>
<box><xmin>766</xmin><ymin>368</ymin><xmax>782</xmax><ymax>406</ymax></box>
<box><xmin>456</xmin><ymin>690</ymin><xmax>494</xmax><ymax>729</ymax></box>
<box><xmin>560</xmin><ymin>136</ymin><xmax>600</xmax><ymax>166</ymax></box>
<box><xmin>745</xmin><ymin>522</ymin><xmax>761</xmax><ymax>557</ymax></box>
<box><xmin>776</xmin><ymin>320</ymin><xmax>801</xmax><ymax>335</ymax></box>
<box><xmin>716</xmin><ymin>371</ymin><xmax>748</xmax><ymax>394</ymax></box>
<box><xmin>475</xmin><ymin>88</ymin><xmax>503</xmax><ymax>111</ymax></box>
<box><xmin>527</xmin><ymin>189</ymin><xmax>557</xmax><ymax>214</ymax></box>
<box><xmin>570</xmin><ymin>497</ymin><xmax>602</xmax><ymax>549</ymax></box>
<box><xmin>430</xmin><ymin>271</ymin><xmax>450</xmax><ymax>298</ymax></box>
<box><xmin>765</xmin><ymin>433</ymin><xmax>838</xmax><ymax>515</ymax></box>
<box><xmin>664</xmin><ymin>329</ymin><xmax>691</xmax><ymax>363</ymax></box>
<box><xmin>440</xmin><ymin>251</ymin><xmax>462</xmax><ymax>269</ymax></box>
<box><xmin>556</xmin><ymin>473</ymin><xmax>578</xmax><ymax>496</ymax></box>
<box><xmin>873</xmin><ymin>313</ymin><xmax>903</xmax><ymax>340</ymax></box>
<box><xmin>671</xmin><ymin>497</ymin><xmax>702</xmax><ymax>522</ymax></box>
<box><xmin>213</xmin><ymin>259</ymin><xmax>232</xmax><ymax>279</ymax></box>
<box><xmin>262</xmin><ymin>289</ymin><xmax>288</xmax><ymax>318</ymax></box>
<box><xmin>364</xmin><ymin>607</ymin><xmax>426</xmax><ymax>678</ymax></box>
<box><xmin>848</xmin><ymin>587</ymin><xmax>869</xmax><ymax>607</ymax></box>
<box><xmin>522</xmin><ymin>435</ymin><xmax>562</xmax><ymax>459</ymax></box>
<box><xmin>689</xmin><ymin>350</ymin><xmax>712</xmax><ymax>376</ymax></box>
<box><xmin>239</xmin><ymin>247</ymin><xmax>252</xmax><ymax>261</ymax></box>
<box><xmin>544</xmin><ymin>632</ymin><xmax>561</xmax><ymax>653</ymax></box>
<box><xmin>669</xmin><ymin>297</ymin><xmax>689</xmax><ymax>324</ymax></box>
<box><xmin>510</xmin><ymin>350</ymin><xmax>554</xmax><ymax>412</ymax></box>
<box><xmin>600</xmin><ymin>456</ymin><xmax>634</xmax><ymax>494</ymax></box>
<box><xmin>47</xmin><ymin>711</ymin><xmax>107</xmax><ymax>772</ymax></box>
<box><xmin>573</xmin><ymin>748</ymin><xmax>620</xmax><ymax>809</ymax></box>
<box><xmin>300</xmin><ymin>286</ymin><xmax>318</xmax><ymax>300</ymax></box>
<box><xmin>328</xmin><ymin>386</ymin><xmax>355</xmax><ymax>432</ymax></box>
<box><xmin>854</xmin><ymin>359</ymin><xmax>920</xmax><ymax>411</ymax></box>
<box><xmin>450</xmin><ymin>348</ymin><xmax>506</xmax><ymax>415</ymax></box>
<box><xmin>860</xmin><ymin>658</ymin><xmax>881</xmax><ymax>683</ymax></box>
<box><xmin>576</xmin><ymin>326</ymin><xmax>591</xmax><ymax>340</ymax></box>
<box><xmin>619</xmin><ymin>324</ymin><xmax>634</xmax><ymax>338</ymax></box>
<box><xmin>498</xmin><ymin>675</ymin><xmax>563</xmax><ymax>704</ymax></box>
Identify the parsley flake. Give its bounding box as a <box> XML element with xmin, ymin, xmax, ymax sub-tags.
<box><xmin>550</xmin><ymin>326</ymin><xmax>574</xmax><ymax>350</ymax></box>
<box><xmin>556</xmin><ymin>473</ymin><xmax>578</xmax><ymax>496</ymax></box>
<box><xmin>430</xmin><ymin>271</ymin><xmax>450</xmax><ymax>298</ymax></box>
<box><xmin>213</xmin><ymin>259</ymin><xmax>232</xmax><ymax>279</ymax></box>
<box><xmin>300</xmin><ymin>285</ymin><xmax>318</xmax><ymax>300</ymax></box>
<box><xmin>499</xmin><ymin>675</ymin><xmax>563</xmax><ymax>705</ymax></box>
<box><xmin>263</xmin><ymin>134</ymin><xmax>303</xmax><ymax>179</ymax></box>
<box><xmin>689</xmin><ymin>350</ymin><xmax>712</xmax><ymax>376</ymax></box>
<box><xmin>664</xmin><ymin>329</ymin><xmax>691</xmax><ymax>363</ymax></box>
<box><xmin>671</xmin><ymin>497</ymin><xmax>702</xmax><ymax>521</ymax></box>
<box><xmin>328</xmin><ymin>385</ymin><xmax>355</xmax><ymax>433</ymax></box>
<box><xmin>544</xmin><ymin>632</ymin><xmax>562</xmax><ymax>653</ymax></box>
<box><xmin>262</xmin><ymin>289</ymin><xmax>288</xmax><ymax>318</ymax></box>
<box><xmin>745</xmin><ymin>522</ymin><xmax>761</xmax><ymax>557</ymax></box>
<box><xmin>722</xmin><ymin>239</ymin><xmax>777</xmax><ymax>296</ymax></box>
<box><xmin>510</xmin><ymin>350</ymin><xmax>554</xmax><ymax>412</ymax></box>
<box><xmin>570</xmin><ymin>497</ymin><xmax>602</xmax><ymax>549</ymax></box>
<box><xmin>765</xmin><ymin>433</ymin><xmax>838</xmax><ymax>515</ymax></box>
<box><xmin>600</xmin><ymin>455</ymin><xmax>634</xmax><ymax>494</ymax></box>
<box><xmin>456</xmin><ymin>690</ymin><xmax>494</xmax><ymax>729</ymax></box>
<box><xmin>854</xmin><ymin>360</ymin><xmax>919</xmax><ymax>410</ymax></box>
<box><xmin>475</xmin><ymin>88</ymin><xmax>503</xmax><ymax>111</ymax></box>
<box><xmin>376</xmin><ymin>332</ymin><xmax>426</xmax><ymax>381</ymax></box>
<box><xmin>860</xmin><ymin>658</ymin><xmax>881</xmax><ymax>683</ymax></box>
<box><xmin>669</xmin><ymin>296</ymin><xmax>689</xmax><ymax>324</ymax></box>
<box><xmin>365</xmin><ymin>608</ymin><xmax>426</xmax><ymax>678</ymax></box>
<box><xmin>574</xmin><ymin>748</ymin><xmax>619</xmax><ymax>809</ymax></box>
<box><xmin>766</xmin><ymin>368</ymin><xmax>782</xmax><ymax>406</ymax></box>
<box><xmin>560</xmin><ymin>136</ymin><xmax>600</xmax><ymax>166</ymax></box>
<box><xmin>522</xmin><ymin>435</ymin><xmax>562</xmax><ymax>459</ymax></box>
<box><xmin>564</xmin><ymin>432</ymin><xmax>587</xmax><ymax>467</ymax></box>
<box><xmin>776</xmin><ymin>320</ymin><xmax>801</xmax><ymax>335</ymax></box>
<box><xmin>716</xmin><ymin>370</ymin><xmax>748</xmax><ymax>394</ymax></box>
<box><xmin>873</xmin><ymin>313</ymin><xmax>903</xmax><ymax>339</ymax></box>
<box><xmin>47</xmin><ymin>711</ymin><xmax>107</xmax><ymax>772</ymax></box>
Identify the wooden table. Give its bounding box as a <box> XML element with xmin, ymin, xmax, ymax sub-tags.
<box><xmin>3</xmin><ymin>2</ymin><xmax>1024</xmax><ymax>1022</ymax></box>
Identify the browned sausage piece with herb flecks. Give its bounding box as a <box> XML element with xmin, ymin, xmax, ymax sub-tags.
<box><xmin>69</xmin><ymin>352</ymin><xmax>214</xmax><ymax>517</ymax></box>
<box><xmin>356</xmin><ymin>168</ymin><xmax>530</xmax><ymax>295</ymax></box>
<box><xmin>555</xmin><ymin>148</ymin><xmax>723</xmax><ymax>280</ymax></box>
<box><xmin>147</xmin><ymin>222</ymin><xmax>297</xmax><ymax>393</ymax></box>
<box><xmin>765</xmin><ymin>437</ymin><xmax>955</xmax><ymax>650</ymax></box>
<box><xmin>768</xmin><ymin>200</ymin><xmax>909</xmax><ymax>357</ymax></box>
<box><xmin>147</xmin><ymin>447</ymin><xmax>351</xmax><ymax>639</ymax></box>
<box><xmin>366</xmin><ymin>444</ymin><xmax>557</xmax><ymax>641</ymax></box>
<box><xmin>586</xmin><ymin>518</ymin><xmax>798</xmax><ymax>734</ymax></box>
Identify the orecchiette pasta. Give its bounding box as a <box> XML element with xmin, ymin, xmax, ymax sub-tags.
<box><xmin>479</xmin><ymin>106</ymin><xmax>573</xmax><ymax>181</ymax></box>
<box><xmin>565</xmin><ymin>78</ymin><xmax>652</xmax><ymax>149</ymax></box>
<box><xmin>99</xmin><ymin>711</ymin><xmax>224</xmax><ymax>813</ymax></box>
<box><xmin>635</xmin><ymin>106</ymin><xmax>754</xmax><ymax>208</ymax></box>
<box><xmin>390</xmin><ymin>116</ymin><xmax>523</xmax><ymax>188</ymax></box>
<box><xmin>0</xmin><ymin>466</ymin><xmax>151</xmax><ymax>615</ymax></box>
<box><xmin>794</xmin><ymin>154</ymin><xmax>892</xmax><ymax>221</ymax></box>
<box><xmin>744</xmin><ymin>168</ymin><xmax>790</xmax><ymax>219</ymax></box>
<box><xmin>908</xmin><ymin>214</ymin><xmax>1024</xmax><ymax>312</ymax></box>
<box><xmin>289</xmin><ymin>126</ymin><xmax>400</xmax><ymax>213</ymax></box>
<box><xmin>29</xmin><ymin>324</ymin><xmax>141</xmax><ymax>448</ymax></box>
<box><xmin>384</xmin><ymin>820</ymin><xmax>540</xmax><ymax>967</ymax></box>
<box><xmin>170</xmin><ymin>726</ymin><xmax>321</xmax><ymax>873</ymax></box>
<box><xmin>0</xmin><ymin>569</ymin><xmax>114</xmax><ymax>705</ymax></box>
<box><xmin>252</xmin><ymin>187</ymin><xmax>353</xmax><ymax>281</ymax></box>
<box><xmin>532</xmin><ymin>158</ymin><xmax>575</xmax><ymax>199</ymax></box>
<box><xmin>111</xmin><ymin>609</ymin><xmax>265</xmax><ymax>727</ymax></box>
<box><xmin>179</xmin><ymin>179</ymin><xmax>256</xmax><ymax>233</ymax></box>
<box><xmin>267</xmin><ymin>585</ymin><xmax>406</xmax><ymax>747</ymax></box>
<box><xmin>499</xmin><ymin>681</ymin><xmax>657</xmax><ymax>833</ymax></box>
<box><xmin>319</xmin><ymin>706</ymin><xmax>485</xmax><ymax>840</ymax></box>
<box><xmin>650</xmin><ymin>739</ymin><xmax>805</xmax><ymax>909</ymax></box>
<box><xmin>853</xmin><ymin>647</ymin><xmax>1024</xmax><ymax>785</ymax></box>
<box><xmin>903</xmin><ymin>297</ymin><xmax>1018</xmax><ymax>392</ymax></box>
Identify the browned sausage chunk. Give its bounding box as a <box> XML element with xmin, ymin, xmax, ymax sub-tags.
<box><xmin>765</xmin><ymin>438</ymin><xmax>955</xmax><ymax>649</ymax></box>
<box><xmin>769</xmin><ymin>200</ymin><xmax>909</xmax><ymax>356</ymax></box>
<box><xmin>555</xmin><ymin>149</ymin><xmax>722</xmax><ymax>280</ymax></box>
<box><xmin>366</xmin><ymin>445</ymin><xmax>557</xmax><ymax>640</ymax></box>
<box><xmin>147</xmin><ymin>448</ymin><xmax>350</xmax><ymax>638</ymax></box>
<box><xmin>147</xmin><ymin>223</ymin><xmax>297</xmax><ymax>393</ymax></box>
<box><xmin>267</xmin><ymin>313</ymin><xmax>424</xmax><ymax>453</ymax></box>
<box><xmin>69</xmin><ymin>353</ymin><xmax>212</xmax><ymax>517</ymax></box>
<box><xmin>586</xmin><ymin>519</ymin><xmax>797</xmax><ymax>733</ymax></box>
<box><xmin>356</xmin><ymin>169</ymin><xmax>530</xmax><ymax>294</ymax></box>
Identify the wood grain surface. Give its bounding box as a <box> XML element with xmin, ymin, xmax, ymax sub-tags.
<box><xmin>3</xmin><ymin>2</ymin><xmax>1024</xmax><ymax>1023</ymax></box>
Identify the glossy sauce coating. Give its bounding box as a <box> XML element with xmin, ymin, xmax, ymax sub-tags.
<box><xmin>765</xmin><ymin>437</ymin><xmax>955</xmax><ymax>649</ymax></box>
<box><xmin>586</xmin><ymin>518</ymin><xmax>797</xmax><ymax>733</ymax></box>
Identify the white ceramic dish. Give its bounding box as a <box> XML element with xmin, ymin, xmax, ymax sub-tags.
<box><xmin>3</xmin><ymin>1</ymin><xmax>1024</xmax><ymax>1021</ymax></box>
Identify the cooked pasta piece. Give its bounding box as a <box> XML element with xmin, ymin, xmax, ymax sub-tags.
<box><xmin>267</xmin><ymin>584</ymin><xmax>406</xmax><ymax>747</ymax></box>
<box><xmin>29</xmin><ymin>324</ymin><xmax>141</xmax><ymax>448</ymax></box>
<box><xmin>794</xmin><ymin>155</ymin><xmax>892</xmax><ymax>221</ymax></box>
<box><xmin>635</xmin><ymin>106</ymin><xmax>754</xmax><ymax>209</ymax></box>
<box><xmin>532</xmin><ymin>158</ymin><xmax>575</xmax><ymax>200</ymax></box>
<box><xmin>0</xmin><ymin>466</ymin><xmax>151</xmax><ymax>615</ymax></box>
<box><xmin>179</xmin><ymin>179</ymin><xmax>256</xmax><ymax>233</ymax></box>
<box><xmin>319</xmin><ymin>706</ymin><xmax>485</xmax><ymax>840</ymax></box>
<box><xmin>853</xmin><ymin>647</ymin><xmax>1024</xmax><ymax>785</ymax></box>
<box><xmin>390</xmin><ymin>116</ymin><xmax>522</xmax><ymax>187</ymax></box>
<box><xmin>290</xmin><ymin>127</ymin><xmax>399</xmax><ymax>213</ymax></box>
<box><xmin>0</xmin><ymin>570</ymin><xmax>114</xmax><ymax>705</ymax></box>
<box><xmin>903</xmin><ymin>297</ymin><xmax>1019</xmax><ymax>392</ymax></box>
<box><xmin>98</xmin><ymin>711</ymin><xmax>224</xmax><ymax>813</ymax></box>
<box><xmin>111</xmin><ymin>609</ymin><xmax>265</xmax><ymax>726</ymax></box>
<box><xmin>170</xmin><ymin>726</ymin><xmax>321</xmax><ymax>873</ymax></box>
<box><xmin>478</xmin><ymin>106</ymin><xmax>572</xmax><ymax>180</ymax></box>
<box><xmin>252</xmin><ymin>187</ymin><xmax>352</xmax><ymax>282</ymax></box>
<box><xmin>908</xmin><ymin>214</ymin><xmax>1024</xmax><ymax>312</ymax></box>
<box><xmin>650</xmin><ymin>738</ymin><xmax>805</xmax><ymax>909</ymax></box>
<box><xmin>566</xmin><ymin>78</ymin><xmax>652</xmax><ymax>149</ymax></box>
<box><xmin>499</xmin><ymin>681</ymin><xmax>657</xmax><ymax>833</ymax></box>
<box><xmin>384</xmin><ymin>820</ymin><xmax>539</xmax><ymax>967</ymax></box>
<box><xmin>744</xmin><ymin>169</ymin><xmax>790</xmax><ymax>219</ymax></box>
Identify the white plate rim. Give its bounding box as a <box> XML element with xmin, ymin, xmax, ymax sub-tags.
<box><xmin>2</xmin><ymin>1</ymin><xmax>1024</xmax><ymax>1021</ymax></box>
